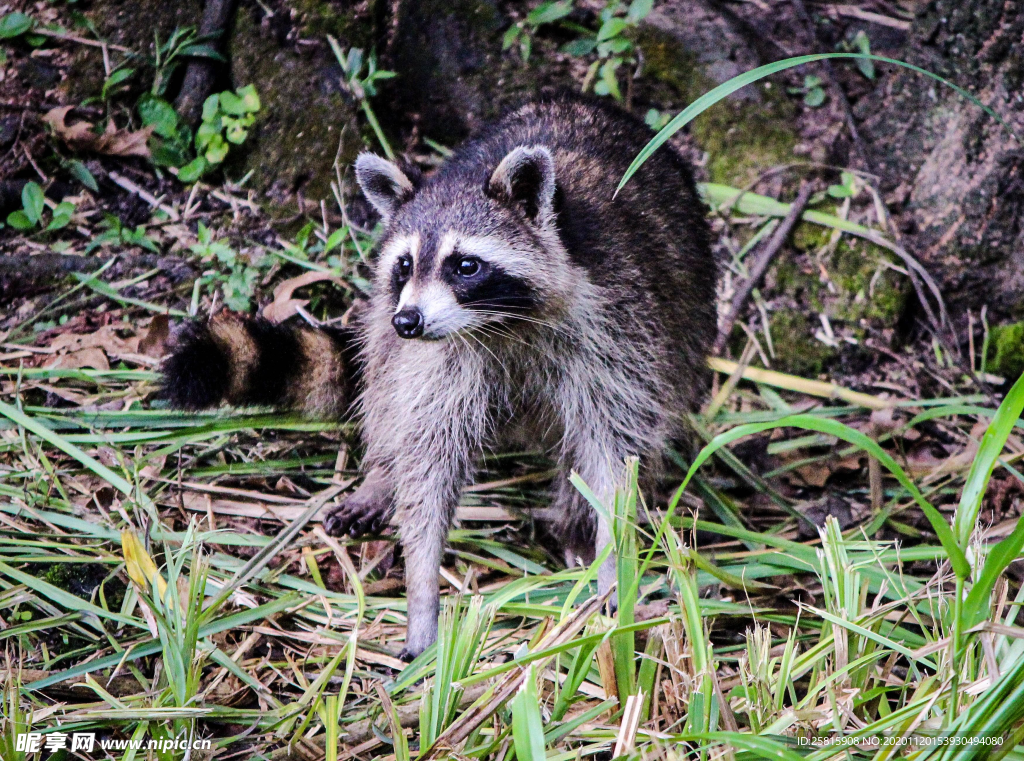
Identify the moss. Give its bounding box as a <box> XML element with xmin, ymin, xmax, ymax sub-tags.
<box><xmin>637</xmin><ymin>27</ymin><xmax>797</xmax><ymax>187</ymax></box>
<box><xmin>829</xmin><ymin>238</ymin><xmax>908</xmax><ymax>324</ymax></box>
<box><xmin>42</xmin><ymin>563</ymin><xmax>106</xmax><ymax>599</ymax></box>
<box><xmin>292</xmin><ymin>0</ymin><xmax>361</xmax><ymax>39</ymax></box>
<box><xmin>781</xmin><ymin>221</ymin><xmax>909</xmax><ymax>325</ymax></box>
<box><xmin>768</xmin><ymin>309</ymin><xmax>834</xmax><ymax>377</ymax></box>
<box><xmin>227</xmin><ymin>8</ymin><xmax>362</xmax><ymax>201</ymax></box>
<box><xmin>988</xmin><ymin>322</ymin><xmax>1024</xmax><ymax>381</ymax></box>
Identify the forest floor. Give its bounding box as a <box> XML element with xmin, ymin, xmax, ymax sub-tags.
<box><xmin>1</xmin><ymin>0</ymin><xmax>1023</xmax><ymax>759</ymax></box>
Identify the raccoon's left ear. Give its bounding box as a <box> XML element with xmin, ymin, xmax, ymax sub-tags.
<box><xmin>355</xmin><ymin>153</ymin><xmax>418</xmax><ymax>223</ymax></box>
<box><xmin>487</xmin><ymin>145</ymin><xmax>556</xmax><ymax>225</ymax></box>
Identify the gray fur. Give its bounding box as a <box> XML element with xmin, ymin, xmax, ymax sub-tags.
<box><xmin>339</xmin><ymin>96</ymin><xmax>717</xmax><ymax>659</ymax></box>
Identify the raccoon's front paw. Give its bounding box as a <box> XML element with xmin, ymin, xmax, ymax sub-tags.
<box><xmin>323</xmin><ymin>493</ymin><xmax>393</xmax><ymax>537</ymax></box>
<box><xmin>397</xmin><ymin>647</ymin><xmax>420</xmax><ymax>663</ymax></box>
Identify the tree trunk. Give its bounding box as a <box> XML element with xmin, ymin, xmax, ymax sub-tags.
<box><xmin>860</xmin><ymin>0</ymin><xmax>1024</xmax><ymax>326</ymax></box>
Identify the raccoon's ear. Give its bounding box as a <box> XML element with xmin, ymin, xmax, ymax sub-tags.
<box><xmin>355</xmin><ymin>153</ymin><xmax>417</xmax><ymax>222</ymax></box>
<box><xmin>487</xmin><ymin>145</ymin><xmax>556</xmax><ymax>224</ymax></box>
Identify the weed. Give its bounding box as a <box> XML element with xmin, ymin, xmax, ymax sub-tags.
<box><xmin>0</xmin><ymin>11</ymin><xmax>32</xmax><ymax>40</ymax></box>
<box><xmin>328</xmin><ymin>38</ymin><xmax>397</xmax><ymax>160</ymax></box>
<box><xmin>189</xmin><ymin>223</ymin><xmax>271</xmax><ymax>312</ymax></box>
<box><xmin>567</xmin><ymin>0</ymin><xmax>654</xmax><ymax>101</ymax></box>
<box><xmin>84</xmin><ymin>214</ymin><xmax>160</xmax><ymax>253</ymax></box>
<box><xmin>788</xmin><ymin>74</ymin><xmax>827</xmax><ymax>107</ymax></box>
<box><xmin>178</xmin><ymin>85</ymin><xmax>261</xmax><ymax>182</ymax></box>
<box><xmin>2</xmin><ymin>182</ymin><xmax>75</xmax><ymax>232</ymax></box>
<box><xmin>503</xmin><ymin>0</ymin><xmax>574</xmax><ymax>62</ymax></box>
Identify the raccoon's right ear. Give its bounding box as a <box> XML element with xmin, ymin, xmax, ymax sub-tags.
<box><xmin>355</xmin><ymin>153</ymin><xmax>417</xmax><ymax>222</ymax></box>
<box><xmin>487</xmin><ymin>145</ymin><xmax>557</xmax><ymax>225</ymax></box>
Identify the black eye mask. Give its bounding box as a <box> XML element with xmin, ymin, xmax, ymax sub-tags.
<box><xmin>440</xmin><ymin>253</ymin><xmax>537</xmax><ymax>313</ymax></box>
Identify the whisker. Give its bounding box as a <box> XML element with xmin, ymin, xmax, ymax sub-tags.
<box><xmin>464</xmin><ymin>309</ymin><xmax>568</xmax><ymax>334</ymax></box>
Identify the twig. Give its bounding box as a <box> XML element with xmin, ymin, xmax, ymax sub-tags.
<box><xmin>714</xmin><ymin>181</ymin><xmax>813</xmax><ymax>354</ymax></box>
<box><xmin>107</xmin><ymin>170</ymin><xmax>181</xmax><ymax>221</ymax></box>
<box><xmin>174</xmin><ymin>0</ymin><xmax>240</xmax><ymax>126</ymax></box>
<box><xmin>791</xmin><ymin>0</ymin><xmax>872</xmax><ymax>172</ymax></box>
<box><xmin>30</xmin><ymin>28</ymin><xmax>132</xmax><ymax>53</ymax></box>
<box><xmin>830</xmin><ymin>5</ymin><xmax>911</xmax><ymax>31</ymax></box>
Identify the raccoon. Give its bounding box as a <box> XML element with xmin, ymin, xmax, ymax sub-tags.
<box><xmin>162</xmin><ymin>96</ymin><xmax>717</xmax><ymax>660</ymax></box>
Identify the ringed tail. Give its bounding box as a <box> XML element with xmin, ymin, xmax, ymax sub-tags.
<box><xmin>160</xmin><ymin>310</ymin><xmax>359</xmax><ymax>418</ymax></box>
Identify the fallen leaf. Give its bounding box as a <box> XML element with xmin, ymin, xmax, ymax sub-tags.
<box><xmin>44</xmin><ymin>106</ymin><xmax>153</xmax><ymax>158</ymax></box>
<box><xmin>44</xmin><ymin>347</ymin><xmax>109</xmax><ymax>371</ymax></box>
<box><xmin>139</xmin><ymin>315</ymin><xmax>170</xmax><ymax>357</ymax></box>
<box><xmin>793</xmin><ymin>462</ymin><xmax>832</xmax><ymax>488</ymax></box>
<box><xmin>261</xmin><ymin>270</ymin><xmax>344</xmax><ymax>323</ymax></box>
<box><xmin>920</xmin><ymin>421</ymin><xmax>986</xmax><ymax>484</ymax></box>
<box><xmin>49</xmin><ymin>325</ymin><xmax>140</xmax><ymax>357</ymax></box>
<box><xmin>35</xmin><ymin>383</ymin><xmax>89</xmax><ymax>404</ymax></box>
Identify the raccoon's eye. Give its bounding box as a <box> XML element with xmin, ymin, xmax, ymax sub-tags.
<box><xmin>396</xmin><ymin>255</ymin><xmax>413</xmax><ymax>282</ymax></box>
<box><xmin>457</xmin><ymin>257</ymin><xmax>481</xmax><ymax>277</ymax></box>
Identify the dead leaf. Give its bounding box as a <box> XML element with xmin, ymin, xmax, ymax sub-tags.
<box><xmin>920</xmin><ymin>421</ymin><xmax>987</xmax><ymax>484</ymax></box>
<box><xmin>44</xmin><ymin>106</ymin><xmax>153</xmax><ymax>158</ymax></box>
<box><xmin>48</xmin><ymin>325</ymin><xmax>140</xmax><ymax>357</ymax></box>
<box><xmin>44</xmin><ymin>347</ymin><xmax>109</xmax><ymax>371</ymax></box>
<box><xmin>139</xmin><ymin>315</ymin><xmax>170</xmax><ymax>358</ymax></box>
<box><xmin>793</xmin><ymin>462</ymin><xmax>832</xmax><ymax>488</ymax></box>
<box><xmin>261</xmin><ymin>271</ymin><xmax>344</xmax><ymax>323</ymax></box>
<box><xmin>35</xmin><ymin>383</ymin><xmax>89</xmax><ymax>404</ymax></box>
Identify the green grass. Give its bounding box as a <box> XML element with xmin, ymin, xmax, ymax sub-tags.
<box><xmin>1</xmin><ymin>335</ymin><xmax>1022</xmax><ymax>759</ymax></box>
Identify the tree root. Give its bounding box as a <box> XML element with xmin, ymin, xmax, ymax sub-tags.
<box><xmin>174</xmin><ymin>0</ymin><xmax>240</xmax><ymax>126</ymax></box>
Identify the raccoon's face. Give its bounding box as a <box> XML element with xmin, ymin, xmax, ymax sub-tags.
<box><xmin>356</xmin><ymin>147</ymin><xmax>570</xmax><ymax>341</ymax></box>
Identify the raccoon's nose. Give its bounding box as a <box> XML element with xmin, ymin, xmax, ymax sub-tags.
<box><xmin>392</xmin><ymin>309</ymin><xmax>424</xmax><ymax>338</ymax></box>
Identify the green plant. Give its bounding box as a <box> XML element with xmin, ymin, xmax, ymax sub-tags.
<box><xmin>177</xmin><ymin>84</ymin><xmax>261</xmax><ymax>183</ymax></box>
<box><xmin>419</xmin><ymin>595</ymin><xmax>494</xmax><ymax>752</ymax></box>
<box><xmin>826</xmin><ymin>170</ymin><xmax>860</xmax><ymax>199</ymax></box>
<box><xmin>189</xmin><ymin>223</ymin><xmax>270</xmax><ymax>311</ymax></box>
<box><xmin>842</xmin><ymin>30</ymin><xmax>875</xmax><ymax>79</ymax></box>
<box><xmin>644</xmin><ymin>108</ymin><xmax>672</xmax><ymax>131</ymax></box>
<box><xmin>4</xmin><ymin>182</ymin><xmax>75</xmax><ymax>232</ymax></box>
<box><xmin>511</xmin><ymin>665</ymin><xmax>546</xmax><ymax>761</ymax></box>
<box><xmin>787</xmin><ymin>74</ymin><xmax>826</xmax><ymax>107</ymax></box>
<box><xmin>150</xmin><ymin>27</ymin><xmax>224</xmax><ymax>99</ymax></box>
<box><xmin>100</xmin><ymin>65</ymin><xmax>135</xmax><ymax>103</ymax></box>
<box><xmin>503</xmin><ymin>0</ymin><xmax>573</xmax><ymax>62</ymax></box>
<box><xmin>84</xmin><ymin>213</ymin><xmax>160</xmax><ymax>253</ymax></box>
<box><xmin>0</xmin><ymin>11</ymin><xmax>32</xmax><ymax>39</ymax></box>
<box><xmin>327</xmin><ymin>38</ymin><xmax>397</xmax><ymax>160</ymax></box>
<box><xmin>559</xmin><ymin>0</ymin><xmax>653</xmax><ymax>100</ymax></box>
<box><xmin>139</xmin><ymin>94</ymin><xmax>194</xmax><ymax>168</ymax></box>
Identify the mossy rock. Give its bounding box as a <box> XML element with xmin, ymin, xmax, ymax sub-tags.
<box><xmin>636</xmin><ymin>24</ymin><xmax>797</xmax><ymax>187</ymax></box>
<box><xmin>225</xmin><ymin>6</ymin><xmax>363</xmax><ymax>202</ymax></box>
<box><xmin>755</xmin><ymin>220</ymin><xmax>909</xmax><ymax>376</ymax></box>
<box><xmin>789</xmin><ymin>221</ymin><xmax>909</xmax><ymax>324</ymax></box>
<box><xmin>767</xmin><ymin>309</ymin><xmax>833</xmax><ymax>378</ymax></box>
<box><xmin>987</xmin><ymin>322</ymin><xmax>1024</xmax><ymax>381</ymax></box>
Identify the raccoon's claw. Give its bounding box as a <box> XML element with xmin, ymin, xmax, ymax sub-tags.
<box><xmin>323</xmin><ymin>495</ymin><xmax>393</xmax><ymax>538</ymax></box>
<box><xmin>397</xmin><ymin>646</ymin><xmax>424</xmax><ymax>663</ymax></box>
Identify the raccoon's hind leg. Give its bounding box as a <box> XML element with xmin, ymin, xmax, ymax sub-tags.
<box><xmin>161</xmin><ymin>311</ymin><xmax>356</xmax><ymax>418</ymax></box>
<box><xmin>323</xmin><ymin>467</ymin><xmax>394</xmax><ymax>537</ymax></box>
